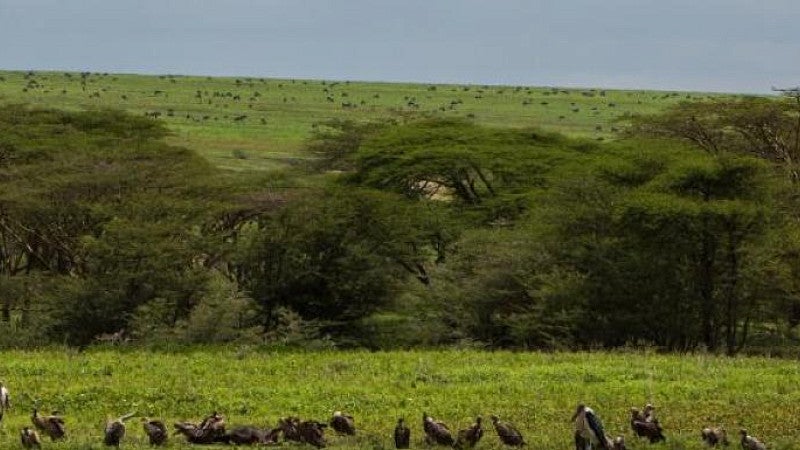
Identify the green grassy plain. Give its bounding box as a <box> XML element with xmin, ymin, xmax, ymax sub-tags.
<box><xmin>0</xmin><ymin>70</ymin><xmax>736</xmax><ymax>171</ymax></box>
<box><xmin>0</xmin><ymin>349</ymin><xmax>797</xmax><ymax>449</ymax></box>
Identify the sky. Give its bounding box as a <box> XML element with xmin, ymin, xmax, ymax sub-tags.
<box><xmin>0</xmin><ymin>0</ymin><xmax>798</xmax><ymax>94</ymax></box>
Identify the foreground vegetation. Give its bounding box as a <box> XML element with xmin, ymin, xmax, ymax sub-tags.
<box><xmin>0</xmin><ymin>70</ymin><xmax>732</xmax><ymax>170</ymax></box>
<box><xmin>0</xmin><ymin>349</ymin><xmax>798</xmax><ymax>449</ymax></box>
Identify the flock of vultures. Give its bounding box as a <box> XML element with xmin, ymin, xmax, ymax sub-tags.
<box><xmin>0</xmin><ymin>383</ymin><xmax>768</xmax><ymax>449</ymax></box>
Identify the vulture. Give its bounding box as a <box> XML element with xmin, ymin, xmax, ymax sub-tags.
<box><xmin>394</xmin><ymin>418</ymin><xmax>410</xmax><ymax>449</ymax></box>
<box><xmin>455</xmin><ymin>416</ymin><xmax>484</xmax><ymax>449</ymax></box>
<box><xmin>20</xmin><ymin>427</ymin><xmax>42</xmax><ymax>449</ymax></box>
<box><xmin>31</xmin><ymin>408</ymin><xmax>66</xmax><ymax>441</ymax></box>
<box><xmin>297</xmin><ymin>420</ymin><xmax>328</xmax><ymax>448</ymax></box>
<box><xmin>630</xmin><ymin>408</ymin><xmax>666</xmax><ymax>443</ymax></box>
<box><xmin>613</xmin><ymin>435</ymin><xmax>627</xmax><ymax>450</ymax></box>
<box><xmin>330</xmin><ymin>411</ymin><xmax>356</xmax><ymax>435</ymax></box>
<box><xmin>173</xmin><ymin>422</ymin><xmax>225</xmax><ymax>444</ymax></box>
<box><xmin>423</xmin><ymin>412</ymin><xmax>455</xmax><ymax>446</ymax></box>
<box><xmin>200</xmin><ymin>410</ymin><xmax>226</xmax><ymax>436</ymax></box>
<box><xmin>572</xmin><ymin>404</ymin><xmax>612</xmax><ymax>450</ymax></box>
<box><xmin>701</xmin><ymin>427</ymin><xmax>729</xmax><ymax>447</ymax></box>
<box><xmin>142</xmin><ymin>418</ymin><xmax>168</xmax><ymax>446</ymax></box>
<box><xmin>490</xmin><ymin>415</ymin><xmax>525</xmax><ymax>447</ymax></box>
<box><xmin>739</xmin><ymin>429</ymin><xmax>766</xmax><ymax>450</ymax></box>
<box><xmin>0</xmin><ymin>381</ymin><xmax>9</xmax><ymax>410</ymax></box>
<box><xmin>278</xmin><ymin>416</ymin><xmax>302</xmax><ymax>442</ymax></box>
<box><xmin>643</xmin><ymin>403</ymin><xmax>656</xmax><ymax>423</ymax></box>
<box><xmin>221</xmin><ymin>426</ymin><xmax>279</xmax><ymax>445</ymax></box>
<box><xmin>104</xmin><ymin>412</ymin><xmax>136</xmax><ymax>447</ymax></box>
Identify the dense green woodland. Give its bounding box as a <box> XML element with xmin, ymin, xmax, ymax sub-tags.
<box><xmin>1</xmin><ymin>94</ymin><xmax>800</xmax><ymax>354</ymax></box>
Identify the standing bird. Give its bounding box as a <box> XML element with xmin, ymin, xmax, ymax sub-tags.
<box><xmin>0</xmin><ymin>381</ymin><xmax>10</xmax><ymax>409</ymax></box>
<box><xmin>491</xmin><ymin>415</ymin><xmax>525</xmax><ymax>447</ymax></box>
<box><xmin>297</xmin><ymin>420</ymin><xmax>328</xmax><ymax>448</ymax></box>
<box><xmin>20</xmin><ymin>427</ymin><xmax>42</xmax><ymax>449</ymax></box>
<box><xmin>394</xmin><ymin>418</ymin><xmax>410</xmax><ymax>449</ymax></box>
<box><xmin>104</xmin><ymin>412</ymin><xmax>136</xmax><ymax>447</ymax></box>
<box><xmin>455</xmin><ymin>416</ymin><xmax>484</xmax><ymax>449</ymax></box>
<box><xmin>31</xmin><ymin>408</ymin><xmax>66</xmax><ymax>441</ymax></box>
<box><xmin>701</xmin><ymin>427</ymin><xmax>729</xmax><ymax>447</ymax></box>
<box><xmin>572</xmin><ymin>403</ymin><xmax>612</xmax><ymax>450</ymax></box>
<box><xmin>423</xmin><ymin>412</ymin><xmax>455</xmax><ymax>446</ymax></box>
<box><xmin>739</xmin><ymin>429</ymin><xmax>766</xmax><ymax>450</ymax></box>
<box><xmin>330</xmin><ymin>411</ymin><xmax>356</xmax><ymax>435</ymax></box>
<box><xmin>142</xmin><ymin>418</ymin><xmax>168</xmax><ymax>446</ymax></box>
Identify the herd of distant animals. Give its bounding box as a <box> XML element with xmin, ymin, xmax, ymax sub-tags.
<box><xmin>0</xmin><ymin>382</ymin><xmax>768</xmax><ymax>449</ymax></box>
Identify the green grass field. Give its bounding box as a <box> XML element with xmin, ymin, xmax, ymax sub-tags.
<box><xmin>0</xmin><ymin>349</ymin><xmax>796</xmax><ymax>449</ymax></box>
<box><xmin>0</xmin><ymin>70</ymin><xmax>737</xmax><ymax>171</ymax></box>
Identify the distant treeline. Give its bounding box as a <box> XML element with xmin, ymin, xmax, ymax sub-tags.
<box><xmin>1</xmin><ymin>96</ymin><xmax>800</xmax><ymax>354</ymax></box>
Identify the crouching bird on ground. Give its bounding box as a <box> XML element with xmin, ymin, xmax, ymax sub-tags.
<box><xmin>142</xmin><ymin>418</ymin><xmax>168</xmax><ymax>446</ymax></box>
<box><xmin>701</xmin><ymin>427</ymin><xmax>729</xmax><ymax>447</ymax></box>
<box><xmin>31</xmin><ymin>408</ymin><xmax>66</xmax><ymax>441</ymax></box>
<box><xmin>572</xmin><ymin>403</ymin><xmax>612</xmax><ymax>450</ymax></box>
<box><xmin>330</xmin><ymin>411</ymin><xmax>356</xmax><ymax>435</ymax></box>
<box><xmin>20</xmin><ymin>427</ymin><xmax>42</xmax><ymax>449</ymax></box>
<box><xmin>739</xmin><ymin>429</ymin><xmax>766</xmax><ymax>450</ymax></box>
<box><xmin>104</xmin><ymin>412</ymin><xmax>136</xmax><ymax>447</ymax></box>
<box><xmin>455</xmin><ymin>416</ymin><xmax>484</xmax><ymax>449</ymax></box>
<box><xmin>630</xmin><ymin>408</ymin><xmax>666</xmax><ymax>443</ymax></box>
<box><xmin>423</xmin><ymin>412</ymin><xmax>455</xmax><ymax>446</ymax></box>
<box><xmin>491</xmin><ymin>415</ymin><xmax>525</xmax><ymax>447</ymax></box>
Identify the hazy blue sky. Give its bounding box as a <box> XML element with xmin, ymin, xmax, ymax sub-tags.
<box><xmin>1</xmin><ymin>0</ymin><xmax>797</xmax><ymax>93</ymax></box>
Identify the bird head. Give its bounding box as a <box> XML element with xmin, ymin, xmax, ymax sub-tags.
<box><xmin>490</xmin><ymin>415</ymin><xmax>499</xmax><ymax>424</ymax></box>
<box><xmin>475</xmin><ymin>416</ymin><xmax>482</xmax><ymax>424</ymax></box>
<box><xmin>739</xmin><ymin>429</ymin><xmax>748</xmax><ymax>437</ymax></box>
<box><xmin>571</xmin><ymin>403</ymin><xmax>586</xmax><ymax>421</ymax></box>
<box><xmin>333</xmin><ymin>411</ymin><xmax>342</xmax><ymax>417</ymax></box>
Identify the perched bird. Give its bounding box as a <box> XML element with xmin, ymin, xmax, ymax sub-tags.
<box><xmin>394</xmin><ymin>418</ymin><xmax>410</xmax><ymax>449</ymax></box>
<box><xmin>455</xmin><ymin>416</ymin><xmax>484</xmax><ymax>449</ymax></box>
<box><xmin>0</xmin><ymin>381</ymin><xmax>10</xmax><ymax>410</ymax></box>
<box><xmin>330</xmin><ymin>411</ymin><xmax>356</xmax><ymax>435</ymax></box>
<box><xmin>701</xmin><ymin>427</ymin><xmax>729</xmax><ymax>447</ymax></box>
<box><xmin>630</xmin><ymin>408</ymin><xmax>666</xmax><ymax>443</ymax></box>
<box><xmin>297</xmin><ymin>420</ymin><xmax>328</xmax><ymax>448</ymax></box>
<box><xmin>142</xmin><ymin>418</ymin><xmax>168</xmax><ymax>446</ymax></box>
<box><xmin>104</xmin><ymin>412</ymin><xmax>136</xmax><ymax>447</ymax></box>
<box><xmin>20</xmin><ymin>427</ymin><xmax>42</xmax><ymax>449</ymax></box>
<box><xmin>572</xmin><ymin>403</ymin><xmax>612</xmax><ymax>450</ymax></box>
<box><xmin>491</xmin><ymin>415</ymin><xmax>525</xmax><ymax>447</ymax></box>
<box><xmin>423</xmin><ymin>412</ymin><xmax>455</xmax><ymax>446</ymax></box>
<box><xmin>613</xmin><ymin>435</ymin><xmax>627</xmax><ymax>450</ymax></box>
<box><xmin>31</xmin><ymin>408</ymin><xmax>66</xmax><ymax>441</ymax></box>
<box><xmin>739</xmin><ymin>429</ymin><xmax>766</xmax><ymax>450</ymax></box>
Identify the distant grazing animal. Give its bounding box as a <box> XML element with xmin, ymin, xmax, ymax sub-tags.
<box><xmin>490</xmin><ymin>415</ymin><xmax>525</xmax><ymax>447</ymax></box>
<box><xmin>455</xmin><ymin>416</ymin><xmax>484</xmax><ymax>449</ymax></box>
<box><xmin>701</xmin><ymin>427</ymin><xmax>729</xmax><ymax>447</ymax></box>
<box><xmin>423</xmin><ymin>412</ymin><xmax>455</xmax><ymax>446</ymax></box>
<box><xmin>630</xmin><ymin>408</ymin><xmax>665</xmax><ymax>443</ymax></box>
<box><xmin>330</xmin><ymin>411</ymin><xmax>356</xmax><ymax>435</ymax></box>
<box><xmin>572</xmin><ymin>404</ymin><xmax>612</xmax><ymax>450</ymax></box>
<box><xmin>394</xmin><ymin>418</ymin><xmax>410</xmax><ymax>449</ymax></box>
<box><xmin>20</xmin><ymin>427</ymin><xmax>42</xmax><ymax>449</ymax></box>
<box><xmin>104</xmin><ymin>412</ymin><xmax>135</xmax><ymax>447</ymax></box>
<box><xmin>739</xmin><ymin>429</ymin><xmax>766</xmax><ymax>450</ymax></box>
<box><xmin>613</xmin><ymin>435</ymin><xmax>627</xmax><ymax>450</ymax></box>
<box><xmin>141</xmin><ymin>418</ymin><xmax>168</xmax><ymax>446</ymax></box>
<box><xmin>31</xmin><ymin>409</ymin><xmax>66</xmax><ymax>441</ymax></box>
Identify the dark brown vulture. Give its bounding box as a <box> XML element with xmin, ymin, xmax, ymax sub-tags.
<box><xmin>297</xmin><ymin>420</ymin><xmax>327</xmax><ymax>448</ymax></box>
<box><xmin>701</xmin><ymin>427</ymin><xmax>729</xmax><ymax>447</ymax></box>
<box><xmin>221</xmin><ymin>426</ymin><xmax>278</xmax><ymax>445</ymax></box>
<box><xmin>739</xmin><ymin>429</ymin><xmax>766</xmax><ymax>450</ymax></box>
<box><xmin>394</xmin><ymin>418</ymin><xmax>410</xmax><ymax>449</ymax></box>
<box><xmin>20</xmin><ymin>427</ymin><xmax>42</xmax><ymax>449</ymax></box>
<box><xmin>31</xmin><ymin>409</ymin><xmax>66</xmax><ymax>441</ymax></box>
<box><xmin>104</xmin><ymin>412</ymin><xmax>135</xmax><ymax>447</ymax></box>
<box><xmin>630</xmin><ymin>408</ymin><xmax>665</xmax><ymax>443</ymax></box>
<box><xmin>142</xmin><ymin>418</ymin><xmax>168</xmax><ymax>446</ymax></box>
<box><xmin>455</xmin><ymin>416</ymin><xmax>484</xmax><ymax>449</ymax></box>
<box><xmin>173</xmin><ymin>422</ymin><xmax>222</xmax><ymax>444</ymax></box>
<box><xmin>200</xmin><ymin>411</ymin><xmax>226</xmax><ymax>436</ymax></box>
<box><xmin>278</xmin><ymin>416</ymin><xmax>302</xmax><ymax>442</ymax></box>
<box><xmin>490</xmin><ymin>415</ymin><xmax>525</xmax><ymax>447</ymax></box>
<box><xmin>423</xmin><ymin>412</ymin><xmax>455</xmax><ymax>446</ymax></box>
<box><xmin>330</xmin><ymin>411</ymin><xmax>356</xmax><ymax>435</ymax></box>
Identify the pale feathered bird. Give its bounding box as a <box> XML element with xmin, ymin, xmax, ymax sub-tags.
<box><xmin>572</xmin><ymin>404</ymin><xmax>612</xmax><ymax>450</ymax></box>
<box><xmin>701</xmin><ymin>427</ymin><xmax>729</xmax><ymax>447</ymax></box>
<box><xmin>739</xmin><ymin>429</ymin><xmax>766</xmax><ymax>450</ymax></box>
<box><xmin>20</xmin><ymin>427</ymin><xmax>42</xmax><ymax>449</ymax></box>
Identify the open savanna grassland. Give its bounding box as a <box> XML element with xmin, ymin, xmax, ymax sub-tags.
<box><xmin>0</xmin><ymin>70</ymin><xmax>736</xmax><ymax>171</ymax></box>
<box><xmin>0</xmin><ymin>349</ymin><xmax>798</xmax><ymax>449</ymax></box>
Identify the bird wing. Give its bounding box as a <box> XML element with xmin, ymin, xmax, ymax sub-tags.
<box><xmin>586</xmin><ymin>411</ymin><xmax>608</xmax><ymax>446</ymax></box>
